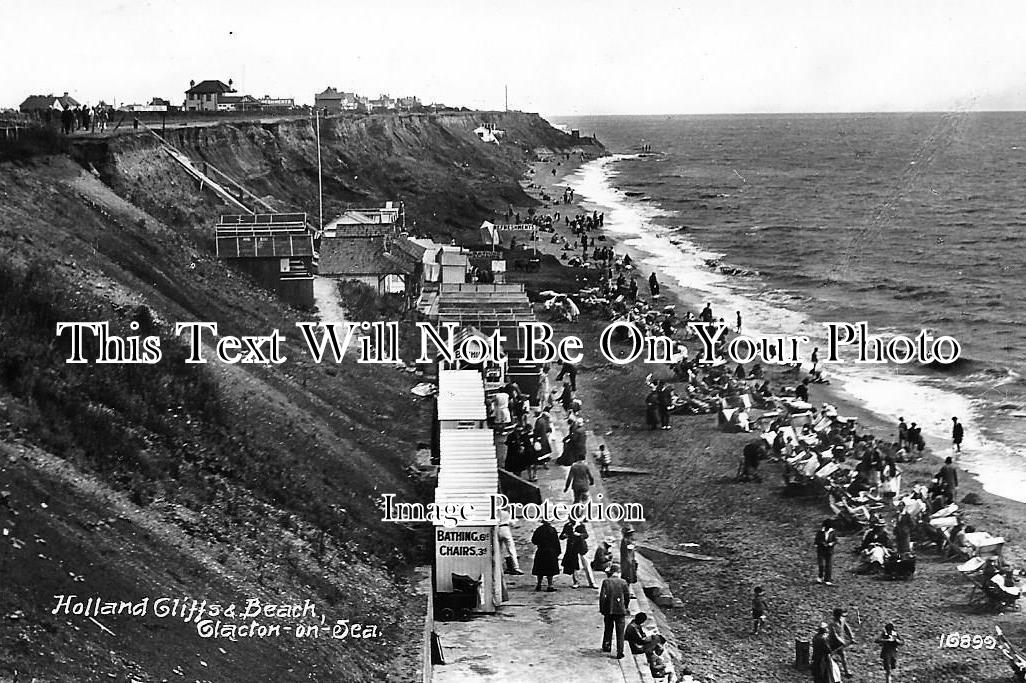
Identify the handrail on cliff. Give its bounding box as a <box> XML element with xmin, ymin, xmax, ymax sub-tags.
<box><xmin>136</xmin><ymin>120</ymin><xmax>260</xmax><ymax>215</ymax></box>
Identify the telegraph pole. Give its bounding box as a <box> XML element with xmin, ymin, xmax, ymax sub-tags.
<box><xmin>315</xmin><ymin>108</ymin><xmax>323</xmax><ymax>231</ymax></box>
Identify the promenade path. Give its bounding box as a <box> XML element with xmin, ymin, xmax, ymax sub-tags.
<box><xmin>431</xmin><ymin>409</ymin><xmax>670</xmax><ymax>683</ymax></box>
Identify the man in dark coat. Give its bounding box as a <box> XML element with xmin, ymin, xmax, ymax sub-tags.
<box><xmin>598</xmin><ymin>563</ymin><xmax>632</xmax><ymax>657</ymax></box>
<box><xmin>938</xmin><ymin>456</ymin><xmax>959</xmax><ymax>502</ymax></box>
<box><xmin>951</xmin><ymin>416</ymin><xmax>964</xmax><ymax>453</ymax></box>
<box><xmin>811</xmin><ymin>623</ymin><xmax>836</xmax><ymax>683</ymax></box>
<box><xmin>648</xmin><ymin>272</ymin><xmax>660</xmax><ymax>297</ymax></box>
<box><xmin>645</xmin><ymin>388</ymin><xmax>660</xmax><ymax>430</ymax></box>
<box><xmin>531</xmin><ymin>520</ymin><xmax>561</xmax><ymax>592</ymax></box>
<box><xmin>815</xmin><ymin>519</ymin><xmax>837</xmax><ymax>586</ymax></box>
<box><xmin>656</xmin><ymin>380</ymin><xmax>673</xmax><ymax>430</ymax></box>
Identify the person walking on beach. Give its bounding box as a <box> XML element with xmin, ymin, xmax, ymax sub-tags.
<box><xmin>657</xmin><ymin>380</ymin><xmax>673</xmax><ymax>430</ymax></box>
<box><xmin>736</xmin><ymin>310</ymin><xmax>743</xmax><ymax>334</ymax></box>
<box><xmin>897</xmin><ymin>417</ymin><xmax>908</xmax><ymax>450</ymax></box>
<box><xmin>951</xmin><ymin>416</ymin><xmax>964</xmax><ymax>453</ymax></box>
<box><xmin>815</xmin><ymin>519</ymin><xmax>837</xmax><ymax>586</ymax></box>
<box><xmin>810</xmin><ymin>347</ymin><xmax>820</xmax><ymax>373</ymax></box>
<box><xmin>875</xmin><ymin>622</ymin><xmax>902</xmax><ymax>683</ymax></box>
<box><xmin>598</xmin><ymin>563</ymin><xmax>631</xmax><ymax>658</ymax></box>
<box><xmin>751</xmin><ymin>586</ymin><xmax>768</xmax><ymax>635</ymax></box>
<box><xmin>531</xmin><ymin>519</ymin><xmax>561</xmax><ymax>592</ymax></box>
<box><xmin>939</xmin><ymin>456</ymin><xmax>959</xmax><ymax>502</ymax></box>
<box><xmin>645</xmin><ymin>385</ymin><xmax>660</xmax><ymax>430</ymax></box>
<box><xmin>829</xmin><ymin>608</ymin><xmax>857</xmax><ymax>678</ymax></box>
<box><xmin>811</xmin><ymin>623</ymin><xmax>840</xmax><ymax>683</ymax></box>
<box><xmin>648</xmin><ymin>272</ymin><xmax>660</xmax><ymax>297</ymax></box>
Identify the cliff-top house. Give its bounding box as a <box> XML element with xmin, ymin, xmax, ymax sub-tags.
<box><xmin>314</xmin><ymin>87</ymin><xmax>360</xmax><ymax>114</ymax></box>
<box><xmin>184</xmin><ymin>79</ymin><xmax>236</xmax><ymax>112</ymax></box>
<box><xmin>19</xmin><ymin>92</ymin><xmax>80</xmax><ymax>113</ymax></box>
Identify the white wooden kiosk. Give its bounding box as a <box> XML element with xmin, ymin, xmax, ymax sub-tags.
<box><xmin>433</xmin><ymin>370</ymin><xmax>503</xmax><ymax>614</ymax></box>
<box><xmin>434</xmin><ymin>431</ymin><xmax>503</xmax><ymax>613</ymax></box>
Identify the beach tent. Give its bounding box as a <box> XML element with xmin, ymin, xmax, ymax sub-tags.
<box><xmin>480</xmin><ymin>221</ymin><xmax>499</xmax><ymax>246</ymax></box>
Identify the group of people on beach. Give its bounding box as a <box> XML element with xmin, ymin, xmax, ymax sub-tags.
<box><xmin>517</xmin><ymin>157</ymin><xmax>1025</xmax><ymax>683</ymax></box>
<box><xmin>489</xmin><ymin>356</ymin><xmax>689</xmax><ymax>679</ymax></box>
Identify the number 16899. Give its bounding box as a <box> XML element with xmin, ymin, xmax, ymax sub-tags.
<box><xmin>938</xmin><ymin>632</ymin><xmax>997</xmax><ymax>649</ymax></box>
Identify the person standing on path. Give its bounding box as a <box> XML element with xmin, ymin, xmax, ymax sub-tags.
<box><xmin>620</xmin><ymin>526</ymin><xmax>639</xmax><ymax>585</ymax></box>
<box><xmin>559</xmin><ymin>520</ymin><xmax>590</xmax><ymax>589</ymax></box>
<box><xmin>951</xmin><ymin>416</ymin><xmax>964</xmax><ymax>453</ymax></box>
<box><xmin>829</xmin><ymin>607</ymin><xmax>857</xmax><ymax>678</ymax></box>
<box><xmin>810</xmin><ymin>347</ymin><xmax>820</xmax><ymax>373</ymax></box>
<box><xmin>497</xmin><ymin>508</ymin><xmax>523</xmax><ymax>575</ymax></box>
<box><xmin>815</xmin><ymin>519</ymin><xmax>837</xmax><ymax>586</ymax></box>
<box><xmin>531</xmin><ymin>519</ymin><xmax>561</xmax><ymax>592</ymax></box>
<box><xmin>564</xmin><ymin>458</ymin><xmax>595</xmax><ymax>503</ymax></box>
<box><xmin>875</xmin><ymin>622</ymin><xmax>902</xmax><ymax>683</ymax></box>
<box><xmin>939</xmin><ymin>456</ymin><xmax>959</xmax><ymax>503</ymax></box>
<box><xmin>598</xmin><ymin>563</ymin><xmax>632</xmax><ymax>658</ymax></box>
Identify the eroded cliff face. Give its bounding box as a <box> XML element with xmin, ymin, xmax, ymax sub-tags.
<box><xmin>78</xmin><ymin>111</ymin><xmax>582</xmax><ymax>241</ymax></box>
<box><xmin>0</xmin><ymin>112</ymin><xmax>587</xmax><ymax>680</ymax></box>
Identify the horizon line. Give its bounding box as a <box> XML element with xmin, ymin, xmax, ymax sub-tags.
<box><xmin>544</xmin><ymin>108</ymin><xmax>1026</xmax><ymax>118</ymax></box>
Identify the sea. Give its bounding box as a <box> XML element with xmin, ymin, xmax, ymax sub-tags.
<box><xmin>551</xmin><ymin>113</ymin><xmax>1026</xmax><ymax>503</ymax></box>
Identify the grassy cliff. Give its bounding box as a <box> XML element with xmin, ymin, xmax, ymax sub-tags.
<box><xmin>0</xmin><ymin>111</ymin><xmax>592</xmax><ymax>681</ymax></box>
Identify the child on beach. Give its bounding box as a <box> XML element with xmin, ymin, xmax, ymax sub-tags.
<box><xmin>598</xmin><ymin>444</ymin><xmax>612</xmax><ymax>477</ymax></box>
<box><xmin>751</xmin><ymin>587</ymin><xmax>767</xmax><ymax>635</ymax></box>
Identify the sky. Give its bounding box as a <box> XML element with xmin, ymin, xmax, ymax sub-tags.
<box><xmin>3</xmin><ymin>0</ymin><xmax>1026</xmax><ymax>116</ymax></box>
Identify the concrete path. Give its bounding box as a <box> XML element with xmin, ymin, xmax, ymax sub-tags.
<box><xmin>431</xmin><ymin>408</ymin><xmax>661</xmax><ymax>682</ymax></box>
<box><xmin>312</xmin><ymin>276</ymin><xmax>348</xmax><ymax>323</ymax></box>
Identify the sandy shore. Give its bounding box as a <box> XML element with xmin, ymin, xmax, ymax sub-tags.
<box><xmin>516</xmin><ymin>155</ymin><xmax>1026</xmax><ymax>683</ymax></box>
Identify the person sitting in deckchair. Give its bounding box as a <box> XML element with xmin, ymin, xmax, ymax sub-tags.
<box><xmin>859</xmin><ymin>520</ymin><xmax>895</xmax><ymax>570</ymax></box>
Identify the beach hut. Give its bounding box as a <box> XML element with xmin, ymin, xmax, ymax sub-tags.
<box><xmin>437</xmin><ymin>369</ymin><xmax>489</xmax><ymax>430</ymax></box>
<box><xmin>434</xmin><ymin>428</ymin><xmax>503</xmax><ymax>614</ymax></box>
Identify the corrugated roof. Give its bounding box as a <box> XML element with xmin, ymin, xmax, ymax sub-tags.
<box><xmin>318</xmin><ymin>236</ymin><xmax>418</xmax><ymax>276</ymax></box>
<box><xmin>437</xmin><ymin>370</ymin><xmax>487</xmax><ymax>420</ymax></box>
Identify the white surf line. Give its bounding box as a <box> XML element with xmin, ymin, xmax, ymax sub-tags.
<box><xmin>567</xmin><ymin>155</ymin><xmax>1026</xmax><ymax>504</ymax></box>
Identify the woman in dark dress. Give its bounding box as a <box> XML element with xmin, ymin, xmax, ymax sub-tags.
<box><xmin>645</xmin><ymin>389</ymin><xmax>660</xmax><ymax>430</ymax></box>
<box><xmin>560</xmin><ymin>521</ymin><xmax>589</xmax><ymax>589</ymax></box>
<box><xmin>557</xmin><ymin>425</ymin><xmax>586</xmax><ymax>466</ymax></box>
<box><xmin>531</xmin><ymin>520</ymin><xmax>561</xmax><ymax>592</ymax></box>
<box><xmin>504</xmin><ymin>426</ymin><xmax>529</xmax><ymax>476</ymax></box>
<box><xmin>811</xmin><ymin>622</ymin><xmax>839</xmax><ymax>683</ymax></box>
